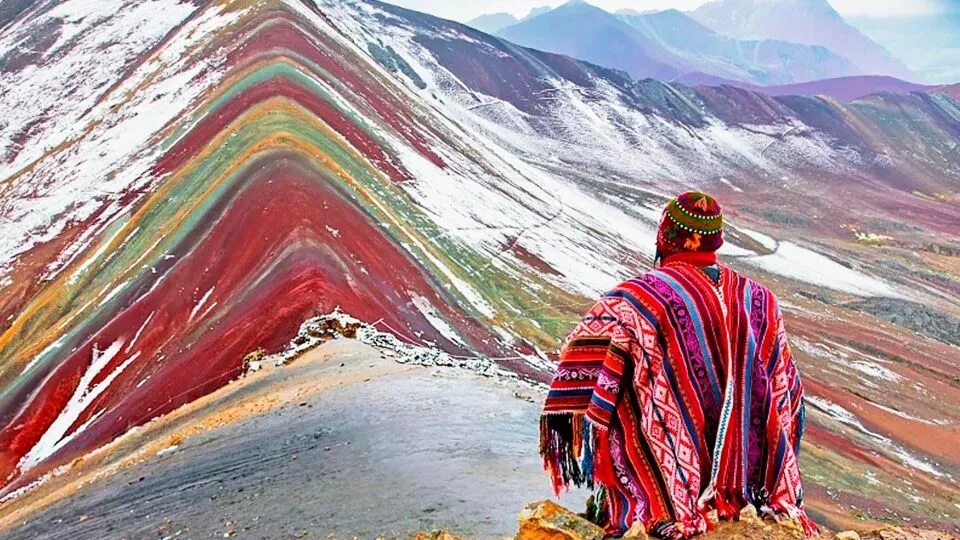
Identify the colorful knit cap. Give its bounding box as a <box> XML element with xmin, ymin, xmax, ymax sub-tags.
<box><xmin>657</xmin><ymin>191</ymin><xmax>724</xmax><ymax>255</ymax></box>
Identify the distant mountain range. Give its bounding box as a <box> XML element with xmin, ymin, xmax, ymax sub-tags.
<box><xmin>689</xmin><ymin>0</ymin><xmax>914</xmax><ymax>80</ymax></box>
<box><xmin>496</xmin><ymin>1</ymin><xmax>687</xmax><ymax>82</ymax></box>
<box><xmin>616</xmin><ymin>8</ymin><xmax>856</xmax><ymax>85</ymax></box>
<box><xmin>468</xmin><ymin>0</ymin><xmax>927</xmax><ymax>90</ymax></box>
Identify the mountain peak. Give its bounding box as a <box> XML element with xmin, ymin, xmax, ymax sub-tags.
<box><xmin>465</xmin><ymin>12</ymin><xmax>519</xmax><ymax>34</ymax></box>
<box><xmin>522</xmin><ymin>6</ymin><xmax>551</xmax><ymax>21</ymax></box>
<box><xmin>513</xmin><ymin>0</ymin><xmax>615</xmax><ymax>21</ymax></box>
<box><xmin>558</xmin><ymin>0</ymin><xmax>597</xmax><ymax>9</ymax></box>
<box><xmin>618</xmin><ymin>7</ymin><xmax>680</xmax><ymax>17</ymax></box>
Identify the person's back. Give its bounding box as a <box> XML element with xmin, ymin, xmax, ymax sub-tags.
<box><xmin>540</xmin><ymin>192</ymin><xmax>814</xmax><ymax>539</ymax></box>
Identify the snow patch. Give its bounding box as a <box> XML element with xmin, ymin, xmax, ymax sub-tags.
<box><xmin>744</xmin><ymin>241</ymin><xmax>901</xmax><ymax>298</ymax></box>
<box><xmin>19</xmin><ymin>342</ymin><xmax>139</xmax><ymax>471</ymax></box>
<box><xmin>806</xmin><ymin>395</ymin><xmax>944</xmax><ymax>478</ymax></box>
<box><xmin>411</xmin><ymin>296</ymin><xmax>467</xmax><ymax>347</ymax></box>
<box><xmin>126</xmin><ymin>311</ymin><xmax>155</xmax><ymax>353</ymax></box>
<box><xmin>719</xmin><ymin>177</ymin><xmax>743</xmax><ymax>192</ymax></box>
<box><xmin>188</xmin><ymin>287</ymin><xmax>215</xmax><ymax>323</ymax></box>
<box><xmin>156</xmin><ymin>444</ymin><xmax>179</xmax><ymax>457</ymax></box>
<box><xmin>849</xmin><ymin>360</ymin><xmax>900</xmax><ymax>382</ymax></box>
<box><xmin>740</xmin><ymin>228</ymin><xmax>779</xmax><ymax>251</ymax></box>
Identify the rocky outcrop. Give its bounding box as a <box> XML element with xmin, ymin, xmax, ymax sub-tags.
<box><xmin>860</xmin><ymin>528</ymin><xmax>958</xmax><ymax>540</ymax></box>
<box><xmin>517</xmin><ymin>500</ymin><xmax>605</xmax><ymax>540</ymax></box>
<box><xmin>515</xmin><ymin>501</ymin><xmax>958</xmax><ymax>540</ymax></box>
<box><xmin>845</xmin><ymin>297</ymin><xmax>960</xmax><ymax>347</ymax></box>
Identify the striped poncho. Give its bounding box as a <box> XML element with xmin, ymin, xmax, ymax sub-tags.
<box><xmin>541</xmin><ymin>261</ymin><xmax>814</xmax><ymax>538</ymax></box>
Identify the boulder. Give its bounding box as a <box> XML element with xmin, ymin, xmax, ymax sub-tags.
<box><xmin>516</xmin><ymin>500</ymin><xmax>605</xmax><ymax>540</ymax></box>
<box><xmin>738</xmin><ymin>504</ymin><xmax>760</xmax><ymax>522</ymax></box>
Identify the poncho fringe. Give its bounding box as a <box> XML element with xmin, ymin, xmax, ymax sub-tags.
<box><xmin>541</xmin><ymin>413</ymin><xmax>618</xmax><ymax>496</ymax></box>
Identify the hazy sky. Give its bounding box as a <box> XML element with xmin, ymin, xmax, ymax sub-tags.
<box><xmin>387</xmin><ymin>0</ymin><xmax>958</xmax><ymax>22</ymax></box>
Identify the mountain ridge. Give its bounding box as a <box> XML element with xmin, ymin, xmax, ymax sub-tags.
<box><xmin>676</xmin><ymin>73</ymin><xmax>937</xmax><ymax>101</ymax></box>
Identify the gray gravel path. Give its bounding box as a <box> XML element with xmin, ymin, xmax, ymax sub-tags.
<box><xmin>1</xmin><ymin>344</ymin><xmax>586</xmax><ymax>540</ymax></box>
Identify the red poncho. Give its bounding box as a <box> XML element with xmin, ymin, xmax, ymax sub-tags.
<box><xmin>541</xmin><ymin>261</ymin><xmax>815</xmax><ymax>538</ymax></box>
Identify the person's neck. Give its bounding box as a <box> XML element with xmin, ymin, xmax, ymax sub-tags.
<box><xmin>661</xmin><ymin>251</ymin><xmax>718</xmax><ymax>268</ymax></box>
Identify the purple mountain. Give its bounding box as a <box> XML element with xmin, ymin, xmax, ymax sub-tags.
<box><xmin>678</xmin><ymin>73</ymin><xmax>934</xmax><ymax>102</ymax></box>
<box><xmin>934</xmin><ymin>83</ymin><xmax>960</xmax><ymax>100</ymax></box>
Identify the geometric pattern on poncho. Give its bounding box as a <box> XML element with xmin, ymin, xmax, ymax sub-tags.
<box><xmin>541</xmin><ymin>262</ymin><xmax>814</xmax><ymax>539</ymax></box>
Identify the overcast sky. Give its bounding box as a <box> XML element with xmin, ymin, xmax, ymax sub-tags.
<box><xmin>387</xmin><ymin>0</ymin><xmax>958</xmax><ymax>22</ymax></box>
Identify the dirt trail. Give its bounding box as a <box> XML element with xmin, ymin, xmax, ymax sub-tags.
<box><xmin>0</xmin><ymin>341</ymin><xmax>586</xmax><ymax>539</ymax></box>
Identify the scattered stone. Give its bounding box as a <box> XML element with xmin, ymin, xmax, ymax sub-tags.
<box><xmin>623</xmin><ymin>521</ymin><xmax>651</xmax><ymax>539</ymax></box>
<box><xmin>516</xmin><ymin>500</ymin><xmax>605</xmax><ymax>540</ymax></box>
<box><xmin>738</xmin><ymin>504</ymin><xmax>759</xmax><ymax>522</ymax></box>
<box><xmin>778</xmin><ymin>518</ymin><xmax>805</xmax><ymax>537</ymax></box>
<box><xmin>836</xmin><ymin>532</ymin><xmax>862</xmax><ymax>540</ymax></box>
<box><xmin>413</xmin><ymin>532</ymin><xmax>462</xmax><ymax>540</ymax></box>
<box><xmin>271</xmin><ymin>308</ymin><xmax>502</xmax><ymax>376</ymax></box>
<box><xmin>304</xmin><ymin>315</ymin><xmax>362</xmax><ymax>340</ymax></box>
<box><xmin>513</xmin><ymin>501</ymin><xmax>858</xmax><ymax>540</ymax></box>
<box><xmin>243</xmin><ymin>348</ymin><xmax>266</xmax><ymax>373</ymax></box>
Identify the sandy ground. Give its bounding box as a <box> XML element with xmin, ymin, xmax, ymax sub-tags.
<box><xmin>0</xmin><ymin>341</ymin><xmax>587</xmax><ymax>539</ymax></box>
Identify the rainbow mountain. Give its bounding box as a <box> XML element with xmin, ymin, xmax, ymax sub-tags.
<box><xmin>0</xmin><ymin>0</ymin><xmax>958</xmax><ymax>531</ymax></box>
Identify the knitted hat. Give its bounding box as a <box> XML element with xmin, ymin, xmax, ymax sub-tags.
<box><xmin>656</xmin><ymin>191</ymin><xmax>724</xmax><ymax>256</ymax></box>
